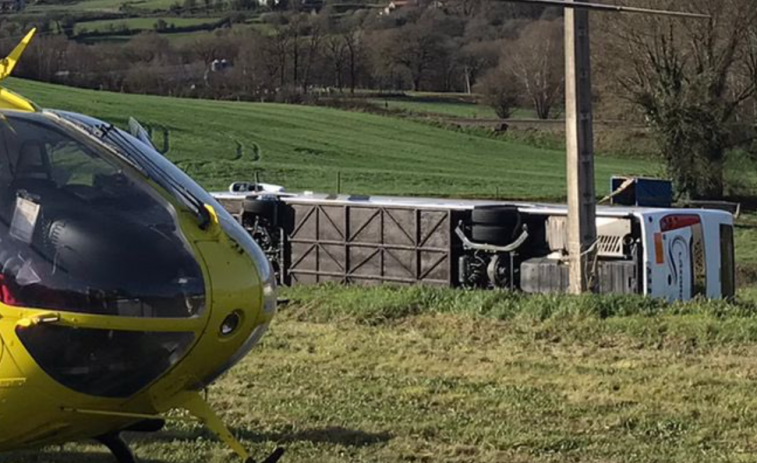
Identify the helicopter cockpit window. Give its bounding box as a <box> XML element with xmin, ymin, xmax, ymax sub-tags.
<box><xmin>0</xmin><ymin>112</ymin><xmax>206</xmax><ymax>318</ymax></box>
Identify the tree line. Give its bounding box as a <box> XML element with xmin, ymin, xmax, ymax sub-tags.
<box><xmin>3</xmin><ymin>2</ymin><xmax>566</xmax><ymax>115</ymax></box>
<box><xmin>2</xmin><ymin>0</ymin><xmax>757</xmax><ymax>199</ymax></box>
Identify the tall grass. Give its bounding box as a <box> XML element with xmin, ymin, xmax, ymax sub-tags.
<box><xmin>282</xmin><ymin>284</ymin><xmax>757</xmax><ymax>347</ymax></box>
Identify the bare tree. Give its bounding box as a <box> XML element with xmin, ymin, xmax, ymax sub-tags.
<box><xmin>324</xmin><ymin>33</ymin><xmax>348</xmax><ymax>90</ymax></box>
<box><xmin>301</xmin><ymin>18</ymin><xmax>324</xmax><ymax>94</ymax></box>
<box><xmin>456</xmin><ymin>39</ymin><xmax>499</xmax><ymax>94</ymax></box>
<box><xmin>476</xmin><ymin>66</ymin><xmax>519</xmax><ymax>118</ymax></box>
<box><xmin>343</xmin><ymin>27</ymin><xmax>364</xmax><ymax>94</ymax></box>
<box><xmin>392</xmin><ymin>21</ymin><xmax>450</xmax><ymax>91</ymax></box>
<box><xmin>264</xmin><ymin>26</ymin><xmax>291</xmax><ymax>88</ymax></box>
<box><xmin>125</xmin><ymin>32</ymin><xmax>173</xmax><ymax>63</ymax></box>
<box><xmin>287</xmin><ymin>14</ymin><xmax>308</xmax><ymax>89</ymax></box>
<box><xmin>508</xmin><ymin>19</ymin><xmax>563</xmax><ymax>119</ymax></box>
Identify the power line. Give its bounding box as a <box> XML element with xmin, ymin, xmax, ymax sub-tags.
<box><xmin>499</xmin><ymin>0</ymin><xmax>710</xmax><ymax>18</ymax></box>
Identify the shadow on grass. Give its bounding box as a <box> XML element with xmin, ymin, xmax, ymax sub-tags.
<box><xmin>139</xmin><ymin>425</ymin><xmax>393</xmax><ymax>448</ymax></box>
<box><xmin>0</xmin><ymin>426</ymin><xmax>392</xmax><ymax>463</ymax></box>
<box><xmin>0</xmin><ymin>450</ymin><xmax>164</xmax><ymax>463</ymax></box>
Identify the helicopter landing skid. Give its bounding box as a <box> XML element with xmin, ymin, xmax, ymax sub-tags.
<box><xmin>96</xmin><ymin>432</ymin><xmax>137</xmax><ymax>463</ymax></box>
<box><xmin>246</xmin><ymin>447</ymin><xmax>286</xmax><ymax>463</ymax></box>
<box><xmin>177</xmin><ymin>391</ymin><xmax>285</xmax><ymax>463</ymax></box>
<box><xmin>95</xmin><ymin>427</ymin><xmax>284</xmax><ymax>463</ymax></box>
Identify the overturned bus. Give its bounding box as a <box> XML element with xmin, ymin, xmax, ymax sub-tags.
<box><xmin>212</xmin><ymin>186</ymin><xmax>735</xmax><ymax>302</ymax></box>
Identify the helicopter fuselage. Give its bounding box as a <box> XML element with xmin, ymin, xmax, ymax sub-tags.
<box><xmin>0</xmin><ymin>109</ymin><xmax>276</xmax><ymax>455</ymax></box>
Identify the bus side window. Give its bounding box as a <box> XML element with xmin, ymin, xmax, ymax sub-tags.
<box><xmin>720</xmin><ymin>224</ymin><xmax>735</xmax><ymax>299</ymax></box>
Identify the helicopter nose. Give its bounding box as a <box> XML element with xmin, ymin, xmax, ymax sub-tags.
<box><xmin>192</xmin><ymin>211</ymin><xmax>277</xmax><ymax>386</ymax></box>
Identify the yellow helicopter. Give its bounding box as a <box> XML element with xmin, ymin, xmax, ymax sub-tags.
<box><xmin>0</xmin><ymin>30</ymin><xmax>281</xmax><ymax>463</ymax></box>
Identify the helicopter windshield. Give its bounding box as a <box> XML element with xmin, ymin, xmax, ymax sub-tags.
<box><xmin>52</xmin><ymin>110</ymin><xmax>274</xmax><ymax>294</ymax></box>
<box><xmin>0</xmin><ymin>111</ymin><xmax>205</xmax><ymax>318</ymax></box>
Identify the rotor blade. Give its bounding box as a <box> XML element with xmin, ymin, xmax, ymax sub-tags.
<box><xmin>0</xmin><ymin>28</ymin><xmax>36</xmax><ymax>81</ymax></box>
<box><xmin>499</xmin><ymin>0</ymin><xmax>710</xmax><ymax>18</ymax></box>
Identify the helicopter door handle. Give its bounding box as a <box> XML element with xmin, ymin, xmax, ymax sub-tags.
<box><xmin>16</xmin><ymin>312</ymin><xmax>61</xmax><ymax>328</ymax></box>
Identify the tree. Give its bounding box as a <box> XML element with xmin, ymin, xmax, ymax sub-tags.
<box><xmin>391</xmin><ymin>21</ymin><xmax>451</xmax><ymax>91</ymax></box>
<box><xmin>58</xmin><ymin>15</ymin><xmax>76</xmax><ymax>39</ymax></box>
<box><xmin>125</xmin><ymin>32</ymin><xmax>172</xmax><ymax>63</ymax></box>
<box><xmin>324</xmin><ymin>33</ymin><xmax>347</xmax><ymax>90</ymax></box>
<box><xmin>343</xmin><ymin>27</ymin><xmax>364</xmax><ymax>93</ymax></box>
<box><xmin>508</xmin><ymin>19</ymin><xmax>563</xmax><ymax>119</ymax></box>
<box><xmin>456</xmin><ymin>39</ymin><xmax>499</xmax><ymax>94</ymax></box>
<box><xmin>300</xmin><ymin>17</ymin><xmax>324</xmax><ymax>93</ymax></box>
<box><xmin>183</xmin><ymin>0</ymin><xmax>198</xmax><ymax>13</ymax></box>
<box><xmin>154</xmin><ymin>19</ymin><xmax>169</xmax><ymax>30</ymax></box>
<box><xmin>600</xmin><ymin>0</ymin><xmax>757</xmax><ymax>199</ymax></box>
<box><xmin>476</xmin><ymin>66</ymin><xmax>519</xmax><ymax>118</ymax></box>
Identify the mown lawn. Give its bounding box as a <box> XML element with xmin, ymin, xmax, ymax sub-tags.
<box><xmin>5</xmin><ymin>286</ymin><xmax>757</xmax><ymax>463</ymax></box>
<box><xmin>6</xmin><ymin>78</ymin><xmax>656</xmax><ymax>199</ymax></box>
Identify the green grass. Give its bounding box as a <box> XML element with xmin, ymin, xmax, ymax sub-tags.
<box><xmin>75</xmin><ymin>16</ymin><xmax>220</xmax><ymax>33</ymax></box>
<box><xmin>369</xmin><ymin>97</ymin><xmax>499</xmax><ymax>119</ymax></box>
<box><xmin>6</xmin><ymin>285</ymin><xmax>757</xmax><ymax>462</ymax></box>
<box><xmin>735</xmin><ymin>213</ymin><xmax>757</xmax><ymax>266</ymax></box>
<box><xmin>5</xmin><ymin>78</ymin><xmax>656</xmax><ymax>199</ymax></box>
<box><xmin>1</xmin><ymin>80</ymin><xmax>756</xmax><ymax>463</ymax></box>
<box><xmin>78</xmin><ymin>30</ymin><xmax>215</xmax><ymax>44</ymax></box>
<box><xmin>29</xmin><ymin>0</ymin><xmax>180</xmax><ymax>13</ymax></box>
<box><xmin>367</xmin><ymin>96</ymin><xmax>540</xmax><ymax>120</ymax></box>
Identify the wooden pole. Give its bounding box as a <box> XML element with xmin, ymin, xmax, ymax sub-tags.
<box><xmin>565</xmin><ymin>0</ymin><xmax>597</xmax><ymax>294</ymax></box>
<box><xmin>496</xmin><ymin>0</ymin><xmax>705</xmax><ymax>294</ymax></box>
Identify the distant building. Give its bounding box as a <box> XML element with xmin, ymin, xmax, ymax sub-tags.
<box><xmin>382</xmin><ymin>0</ymin><xmax>410</xmax><ymax>15</ymax></box>
<box><xmin>0</xmin><ymin>0</ymin><xmax>25</xmax><ymax>13</ymax></box>
<box><xmin>381</xmin><ymin>0</ymin><xmax>444</xmax><ymax>14</ymax></box>
<box><xmin>210</xmin><ymin>59</ymin><xmax>232</xmax><ymax>73</ymax></box>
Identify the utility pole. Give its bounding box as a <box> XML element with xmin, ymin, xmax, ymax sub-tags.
<box><xmin>564</xmin><ymin>0</ymin><xmax>596</xmax><ymax>294</ymax></box>
<box><xmin>500</xmin><ymin>0</ymin><xmax>707</xmax><ymax>294</ymax></box>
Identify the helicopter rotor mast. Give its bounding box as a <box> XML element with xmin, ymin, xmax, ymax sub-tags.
<box><xmin>496</xmin><ymin>0</ymin><xmax>707</xmax><ymax>294</ymax></box>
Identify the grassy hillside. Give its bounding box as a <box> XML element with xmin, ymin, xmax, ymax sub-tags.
<box><xmin>6</xmin><ymin>78</ymin><xmax>657</xmax><ymax>199</ymax></box>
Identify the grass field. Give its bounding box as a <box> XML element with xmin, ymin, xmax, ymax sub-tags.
<box><xmin>368</xmin><ymin>96</ymin><xmax>540</xmax><ymax>120</ymax></box>
<box><xmin>29</xmin><ymin>0</ymin><xmax>178</xmax><ymax>13</ymax></box>
<box><xmin>368</xmin><ymin>97</ymin><xmax>501</xmax><ymax>119</ymax></box>
<box><xmin>5</xmin><ymin>286</ymin><xmax>757</xmax><ymax>463</ymax></box>
<box><xmin>75</xmin><ymin>16</ymin><xmax>220</xmax><ymax>33</ymax></box>
<box><xmin>1</xmin><ymin>79</ymin><xmax>755</xmax><ymax>463</ymax></box>
<box><xmin>6</xmin><ymin>78</ymin><xmax>657</xmax><ymax>199</ymax></box>
<box><xmin>78</xmin><ymin>30</ymin><xmax>217</xmax><ymax>44</ymax></box>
